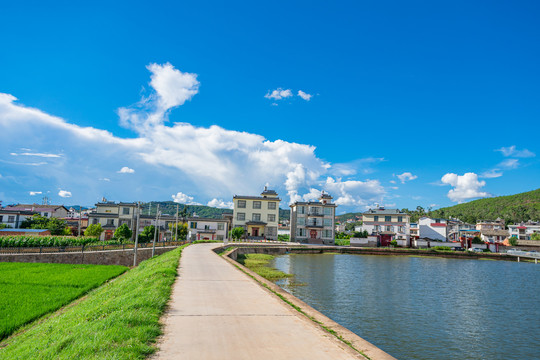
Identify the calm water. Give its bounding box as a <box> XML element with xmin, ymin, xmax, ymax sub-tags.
<box><xmin>272</xmin><ymin>254</ymin><xmax>540</xmax><ymax>360</ymax></box>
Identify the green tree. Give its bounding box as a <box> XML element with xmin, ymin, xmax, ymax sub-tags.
<box><xmin>231</xmin><ymin>227</ymin><xmax>244</xmax><ymax>241</ymax></box>
<box><xmin>138</xmin><ymin>225</ymin><xmax>155</xmax><ymax>243</ymax></box>
<box><xmin>472</xmin><ymin>236</ymin><xmax>483</xmax><ymax>244</ymax></box>
<box><xmin>20</xmin><ymin>215</ymin><xmax>68</xmax><ymax>235</ymax></box>
<box><xmin>84</xmin><ymin>223</ymin><xmax>104</xmax><ymax>237</ymax></box>
<box><xmin>114</xmin><ymin>224</ymin><xmax>133</xmax><ymax>242</ymax></box>
<box><xmin>531</xmin><ymin>233</ymin><xmax>540</xmax><ymax>241</ymax></box>
<box><xmin>508</xmin><ymin>237</ymin><xmax>518</xmax><ymax>246</ymax></box>
<box><xmin>169</xmin><ymin>222</ymin><xmax>188</xmax><ymax>241</ymax></box>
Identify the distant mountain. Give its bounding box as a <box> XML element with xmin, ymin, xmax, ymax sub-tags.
<box><xmin>140</xmin><ymin>201</ymin><xmax>291</xmax><ymax>221</ymax></box>
<box><xmin>428</xmin><ymin>188</ymin><xmax>540</xmax><ymax>225</ymax></box>
<box><xmin>336</xmin><ymin>212</ymin><xmax>363</xmax><ymax>222</ymax></box>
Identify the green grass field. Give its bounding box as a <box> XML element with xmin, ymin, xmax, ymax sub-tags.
<box><xmin>0</xmin><ymin>245</ymin><xmax>188</xmax><ymax>359</ymax></box>
<box><xmin>0</xmin><ymin>262</ymin><xmax>127</xmax><ymax>340</ymax></box>
<box><xmin>237</xmin><ymin>253</ymin><xmax>292</xmax><ymax>281</ymax></box>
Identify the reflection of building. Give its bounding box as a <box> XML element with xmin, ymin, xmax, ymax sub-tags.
<box><xmin>232</xmin><ymin>187</ymin><xmax>280</xmax><ymax>240</ymax></box>
<box><xmin>88</xmin><ymin>201</ymin><xmax>137</xmax><ymax>240</ymax></box>
<box><xmin>362</xmin><ymin>207</ymin><xmax>410</xmax><ymax>246</ymax></box>
<box><xmin>418</xmin><ymin>217</ymin><xmax>448</xmax><ymax>241</ymax></box>
<box><xmin>508</xmin><ymin>221</ymin><xmax>540</xmax><ymax>240</ymax></box>
<box><xmin>290</xmin><ymin>192</ymin><xmax>336</xmax><ymax>245</ymax></box>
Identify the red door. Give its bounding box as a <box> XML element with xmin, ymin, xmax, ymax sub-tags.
<box><xmin>380</xmin><ymin>234</ymin><xmax>392</xmax><ymax>246</ymax></box>
<box><xmin>310</xmin><ymin>230</ymin><xmax>317</xmax><ymax>239</ymax></box>
<box><xmin>253</xmin><ymin>228</ymin><xmax>259</xmax><ymax>236</ymax></box>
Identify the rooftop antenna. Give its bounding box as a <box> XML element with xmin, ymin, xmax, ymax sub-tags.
<box><xmin>42</xmin><ymin>196</ymin><xmax>50</xmax><ymax>205</ymax></box>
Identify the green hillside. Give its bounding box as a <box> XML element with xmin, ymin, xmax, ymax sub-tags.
<box><xmin>140</xmin><ymin>201</ymin><xmax>291</xmax><ymax>221</ymax></box>
<box><xmin>428</xmin><ymin>188</ymin><xmax>540</xmax><ymax>225</ymax></box>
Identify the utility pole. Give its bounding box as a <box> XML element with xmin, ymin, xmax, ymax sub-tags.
<box><xmin>152</xmin><ymin>204</ymin><xmax>160</xmax><ymax>257</ymax></box>
<box><xmin>78</xmin><ymin>207</ymin><xmax>82</xmax><ymax>237</ymax></box>
<box><xmin>175</xmin><ymin>204</ymin><xmax>179</xmax><ymax>242</ymax></box>
<box><xmin>133</xmin><ymin>202</ymin><xmax>141</xmax><ymax>266</ymax></box>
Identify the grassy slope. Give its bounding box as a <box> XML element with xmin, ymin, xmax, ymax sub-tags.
<box><xmin>0</xmin><ymin>244</ymin><xmax>188</xmax><ymax>359</ymax></box>
<box><xmin>0</xmin><ymin>263</ymin><xmax>127</xmax><ymax>340</ymax></box>
<box><xmin>236</xmin><ymin>253</ymin><xmax>292</xmax><ymax>281</ymax></box>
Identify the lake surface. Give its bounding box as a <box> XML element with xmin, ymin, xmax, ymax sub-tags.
<box><xmin>272</xmin><ymin>254</ymin><xmax>540</xmax><ymax>360</ymax></box>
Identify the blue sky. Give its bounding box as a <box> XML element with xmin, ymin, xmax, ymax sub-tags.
<box><xmin>0</xmin><ymin>0</ymin><xmax>539</xmax><ymax>213</ymax></box>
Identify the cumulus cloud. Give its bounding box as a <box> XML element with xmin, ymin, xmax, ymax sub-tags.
<box><xmin>441</xmin><ymin>172</ymin><xmax>490</xmax><ymax>203</ymax></box>
<box><xmin>29</xmin><ymin>191</ymin><xmax>42</xmax><ymax>196</ymax></box>
<box><xmin>496</xmin><ymin>146</ymin><xmax>535</xmax><ymax>158</ymax></box>
<box><xmin>297</xmin><ymin>90</ymin><xmax>312</xmax><ymax>101</ymax></box>
<box><xmin>58</xmin><ymin>190</ymin><xmax>72</xmax><ymax>198</ymax></box>
<box><xmin>207</xmin><ymin>198</ymin><xmax>233</xmax><ymax>209</ymax></box>
<box><xmin>396</xmin><ymin>172</ymin><xmax>417</xmax><ymax>184</ymax></box>
<box><xmin>172</xmin><ymin>192</ymin><xmax>200</xmax><ymax>205</ymax></box>
<box><xmin>324</xmin><ymin>177</ymin><xmax>385</xmax><ymax>207</ymax></box>
<box><xmin>265</xmin><ymin>88</ymin><xmax>293</xmax><ymax>100</ymax></box>
<box><xmin>118</xmin><ymin>167</ymin><xmax>135</xmax><ymax>174</ymax></box>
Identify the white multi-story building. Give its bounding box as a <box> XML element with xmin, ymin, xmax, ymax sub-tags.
<box><xmin>232</xmin><ymin>187</ymin><xmax>280</xmax><ymax>240</ymax></box>
<box><xmin>187</xmin><ymin>217</ymin><xmax>229</xmax><ymax>241</ymax></box>
<box><xmin>88</xmin><ymin>201</ymin><xmax>138</xmax><ymax>240</ymax></box>
<box><xmin>447</xmin><ymin>219</ymin><xmax>476</xmax><ymax>241</ymax></box>
<box><xmin>418</xmin><ymin>217</ymin><xmax>448</xmax><ymax>241</ymax></box>
<box><xmin>290</xmin><ymin>192</ymin><xmax>336</xmax><ymax>245</ymax></box>
<box><xmin>362</xmin><ymin>207</ymin><xmax>410</xmax><ymax>246</ymax></box>
<box><xmin>508</xmin><ymin>221</ymin><xmax>540</xmax><ymax>240</ymax></box>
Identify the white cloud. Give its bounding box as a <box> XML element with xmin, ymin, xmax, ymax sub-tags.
<box><xmin>99</xmin><ymin>178</ymin><xmax>111</xmax><ymax>182</ymax></box>
<box><xmin>264</xmin><ymin>88</ymin><xmax>293</xmax><ymax>100</ymax></box>
<box><xmin>297</xmin><ymin>90</ymin><xmax>312</xmax><ymax>101</ymax></box>
<box><xmin>498</xmin><ymin>159</ymin><xmax>519</xmax><ymax>169</ymax></box>
<box><xmin>172</xmin><ymin>192</ymin><xmax>200</xmax><ymax>205</ymax></box>
<box><xmin>441</xmin><ymin>172</ymin><xmax>490</xmax><ymax>203</ymax></box>
<box><xmin>323</xmin><ymin>177</ymin><xmax>385</xmax><ymax>207</ymax></box>
<box><xmin>389</xmin><ymin>180</ymin><xmax>396</xmax><ymax>184</ymax></box>
<box><xmin>396</xmin><ymin>172</ymin><xmax>417</xmax><ymax>184</ymax></box>
<box><xmin>118</xmin><ymin>166</ymin><xmax>135</xmax><ymax>174</ymax></box>
<box><xmin>29</xmin><ymin>191</ymin><xmax>42</xmax><ymax>196</ymax></box>
<box><xmin>11</xmin><ymin>152</ymin><xmax>62</xmax><ymax>158</ymax></box>
<box><xmin>481</xmin><ymin>169</ymin><xmax>503</xmax><ymax>178</ymax></box>
<box><xmin>58</xmin><ymin>190</ymin><xmax>72</xmax><ymax>198</ymax></box>
<box><xmin>496</xmin><ymin>146</ymin><xmax>535</xmax><ymax>158</ymax></box>
<box><xmin>207</xmin><ymin>198</ymin><xmax>233</xmax><ymax>209</ymax></box>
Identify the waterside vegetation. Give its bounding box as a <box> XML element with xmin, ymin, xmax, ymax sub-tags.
<box><xmin>236</xmin><ymin>253</ymin><xmax>292</xmax><ymax>281</ymax></box>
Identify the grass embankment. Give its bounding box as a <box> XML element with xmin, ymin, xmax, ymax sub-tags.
<box><xmin>0</xmin><ymin>263</ymin><xmax>127</xmax><ymax>340</ymax></box>
<box><xmin>236</xmin><ymin>253</ymin><xmax>292</xmax><ymax>281</ymax></box>
<box><xmin>0</xmin><ymin>244</ymin><xmax>189</xmax><ymax>359</ymax></box>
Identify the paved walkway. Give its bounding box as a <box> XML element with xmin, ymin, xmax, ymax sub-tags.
<box><xmin>154</xmin><ymin>243</ymin><xmax>362</xmax><ymax>360</ymax></box>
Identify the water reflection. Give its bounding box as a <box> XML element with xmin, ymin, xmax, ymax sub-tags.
<box><xmin>272</xmin><ymin>254</ymin><xmax>540</xmax><ymax>360</ymax></box>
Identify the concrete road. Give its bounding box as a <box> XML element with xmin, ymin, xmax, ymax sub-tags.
<box><xmin>154</xmin><ymin>243</ymin><xmax>363</xmax><ymax>360</ymax></box>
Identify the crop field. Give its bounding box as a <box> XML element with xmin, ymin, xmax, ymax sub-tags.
<box><xmin>0</xmin><ymin>262</ymin><xmax>127</xmax><ymax>340</ymax></box>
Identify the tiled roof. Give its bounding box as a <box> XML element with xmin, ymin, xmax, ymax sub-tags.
<box><xmin>233</xmin><ymin>195</ymin><xmax>281</xmax><ymax>201</ymax></box>
<box><xmin>363</xmin><ymin>208</ymin><xmax>408</xmax><ymax>215</ymax></box>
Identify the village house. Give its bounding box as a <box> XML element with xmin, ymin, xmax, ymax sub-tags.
<box><xmin>508</xmin><ymin>221</ymin><xmax>540</xmax><ymax>240</ymax></box>
<box><xmin>418</xmin><ymin>217</ymin><xmax>448</xmax><ymax>242</ymax></box>
<box><xmin>232</xmin><ymin>187</ymin><xmax>280</xmax><ymax>240</ymax></box>
<box><xmin>361</xmin><ymin>207</ymin><xmax>410</xmax><ymax>246</ymax></box>
<box><xmin>0</xmin><ymin>209</ymin><xmax>36</xmax><ymax>228</ymax></box>
<box><xmin>5</xmin><ymin>204</ymin><xmax>69</xmax><ymax>219</ymax></box>
<box><xmin>290</xmin><ymin>192</ymin><xmax>336</xmax><ymax>245</ymax></box>
<box><xmin>88</xmin><ymin>201</ymin><xmax>138</xmax><ymax>240</ymax></box>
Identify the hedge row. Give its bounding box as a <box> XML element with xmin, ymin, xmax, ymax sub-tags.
<box><xmin>0</xmin><ymin>236</ymin><xmax>100</xmax><ymax>248</ymax></box>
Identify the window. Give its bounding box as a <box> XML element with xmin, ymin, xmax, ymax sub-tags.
<box><xmin>123</xmin><ymin>207</ymin><xmax>130</xmax><ymax>215</ymax></box>
<box><xmin>398</xmin><ymin>216</ymin><xmax>402</xmax><ymax>222</ymax></box>
<box><xmin>324</xmin><ymin>207</ymin><xmax>333</xmax><ymax>216</ymax></box>
<box><xmin>268</xmin><ymin>202</ymin><xmax>276</xmax><ymax>210</ymax></box>
<box><xmin>310</xmin><ymin>207</ymin><xmax>320</xmax><ymax>215</ymax></box>
<box><xmin>0</xmin><ymin>216</ymin><xmax>2</xmax><ymax>222</ymax></box>
<box><xmin>204</xmin><ymin>225</ymin><xmax>210</xmax><ymax>230</ymax></box>
<box><xmin>217</xmin><ymin>235</ymin><xmax>224</xmax><ymax>240</ymax></box>
<box><xmin>386</xmin><ymin>225</ymin><xmax>393</xmax><ymax>232</ymax></box>
<box><xmin>190</xmin><ymin>222</ymin><xmax>197</xmax><ymax>229</ymax></box>
<box><xmin>323</xmin><ymin>218</ymin><xmax>332</xmax><ymax>227</ymax></box>
<box><xmin>252</xmin><ymin>213</ymin><xmax>261</xmax><ymax>221</ymax></box>
<box><xmin>297</xmin><ymin>228</ymin><xmax>306</xmax><ymax>236</ymax></box>
<box><xmin>93</xmin><ymin>218</ymin><xmax>98</xmax><ymax>225</ymax></box>
<box><xmin>385</xmin><ymin>216</ymin><xmax>391</xmax><ymax>222</ymax></box>
<box><xmin>218</xmin><ymin>223</ymin><xmax>224</xmax><ymax>230</ymax></box>
<box><xmin>107</xmin><ymin>219</ymin><xmax>114</xmax><ymax>226</ymax></box>
<box><xmin>298</xmin><ymin>206</ymin><xmax>305</xmax><ymax>214</ymax></box>
<box><xmin>8</xmin><ymin>216</ymin><xmax>15</xmax><ymax>222</ymax></box>
<box><xmin>323</xmin><ymin>229</ymin><xmax>332</xmax><ymax>238</ymax></box>
<box><xmin>267</xmin><ymin>214</ymin><xmax>276</xmax><ymax>222</ymax></box>
<box><xmin>105</xmin><ymin>210</ymin><xmax>111</xmax><ymax>213</ymax></box>
<box><xmin>374</xmin><ymin>225</ymin><xmax>380</xmax><ymax>231</ymax></box>
<box><xmin>237</xmin><ymin>200</ymin><xmax>246</xmax><ymax>208</ymax></box>
<box><xmin>43</xmin><ymin>212</ymin><xmax>49</xmax><ymax>217</ymax></box>
<box><xmin>374</xmin><ymin>216</ymin><xmax>379</xmax><ymax>222</ymax></box>
<box><xmin>398</xmin><ymin>226</ymin><xmax>404</xmax><ymax>233</ymax></box>
<box><xmin>253</xmin><ymin>201</ymin><xmax>261</xmax><ymax>209</ymax></box>
<box><xmin>237</xmin><ymin>213</ymin><xmax>245</xmax><ymax>221</ymax></box>
<box><xmin>297</xmin><ymin>217</ymin><xmax>305</xmax><ymax>225</ymax></box>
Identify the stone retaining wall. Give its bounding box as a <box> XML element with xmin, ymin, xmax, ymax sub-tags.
<box><xmin>0</xmin><ymin>246</ymin><xmax>177</xmax><ymax>266</ymax></box>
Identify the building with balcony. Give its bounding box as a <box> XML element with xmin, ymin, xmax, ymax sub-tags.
<box><xmin>187</xmin><ymin>217</ymin><xmax>229</xmax><ymax>241</ymax></box>
<box><xmin>232</xmin><ymin>187</ymin><xmax>280</xmax><ymax>240</ymax></box>
<box><xmin>88</xmin><ymin>201</ymin><xmax>137</xmax><ymax>240</ymax></box>
<box><xmin>508</xmin><ymin>221</ymin><xmax>540</xmax><ymax>240</ymax></box>
<box><xmin>361</xmin><ymin>207</ymin><xmax>410</xmax><ymax>246</ymax></box>
<box><xmin>447</xmin><ymin>219</ymin><xmax>476</xmax><ymax>241</ymax></box>
<box><xmin>290</xmin><ymin>192</ymin><xmax>336</xmax><ymax>245</ymax></box>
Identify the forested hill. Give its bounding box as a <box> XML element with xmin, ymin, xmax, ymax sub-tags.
<box><xmin>140</xmin><ymin>201</ymin><xmax>290</xmax><ymax>221</ymax></box>
<box><xmin>428</xmin><ymin>188</ymin><xmax>540</xmax><ymax>225</ymax></box>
